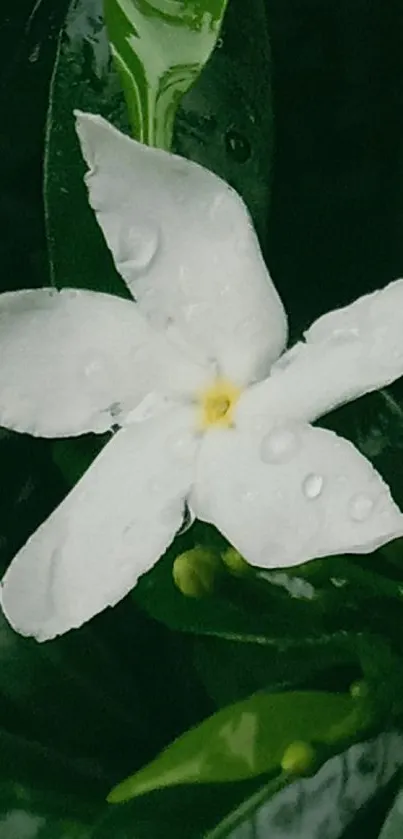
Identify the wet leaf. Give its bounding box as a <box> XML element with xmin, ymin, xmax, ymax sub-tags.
<box><xmin>107</xmin><ymin>690</ymin><xmax>370</xmax><ymax>802</ymax></box>
<box><xmin>0</xmin><ymin>0</ymin><xmax>69</xmax><ymax>293</ymax></box>
<box><xmin>85</xmin><ymin>733</ymin><xmax>403</xmax><ymax>838</ymax></box>
<box><xmin>104</xmin><ymin>0</ymin><xmax>229</xmax><ymax>147</ymax></box>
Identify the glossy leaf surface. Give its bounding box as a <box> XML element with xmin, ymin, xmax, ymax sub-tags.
<box><xmin>104</xmin><ymin>0</ymin><xmax>229</xmax><ymax>147</ymax></box>
<box><xmin>90</xmin><ymin>734</ymin><xmax>403</xmax><ymax>839</ymax></box>
<box><xmin>108</xmin><ymin>690</ymin><xmax>369</xmax><ymax>802</ymax></box>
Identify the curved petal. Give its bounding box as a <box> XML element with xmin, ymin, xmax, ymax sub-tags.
<box><xmin>1</xmin><ymin>406</ymin><xmax>198</xmax><ymax>640</ymax></box>
<box><xmin>191</xmin><ymin>424</ymin><xmax>403</xmax><ymax>569</ymax></box>
<box><xmin>0</xmin><ymin>288</ymin><xmax>208</xmax><ymax>437</ymax></box>
<box><xmin>237</xmin><ymin>279</ymin><xmax>403</xmax><ymax>428</ymax></box>
<box><xmin>75</xmin><ymin>111</ymin><xmax>287</xmax><ymax>385</ymax></box>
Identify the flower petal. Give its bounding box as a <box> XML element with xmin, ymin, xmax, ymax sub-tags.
<box><xmin>237</xmin><ymin>279</ymin><xmax>403</xmax><ymax>427</ymax></box>
<box><xmin>1</xmin><ymin>406</ymin><xmax>198</xmax><ymax>640</ymax></box>
<box><xmin>191</xmin><ymin>424</ymin><xmax>403</xmax><ymax>568</ymax></box>
<box><xmin>0</xmin><ymin>288</ymin><xmax>208</xmax><ymax>437</ymax></box>
<box><xmin>75</xmin><ymin>111</ymin><xmax>287</xmax><ymax>385</ymax></box>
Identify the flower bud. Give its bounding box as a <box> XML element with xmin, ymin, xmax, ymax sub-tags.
<box><xmin>221</xmin><ymin>547</ymin><xmax>251</xmax><ymax>577</ymax></box>
<box><xmin>172</xmin><ymin>548</ymin><xmax>220</xmax><ymax>598</ymax></box>
<box><xmin>281</xmin><ymin>741</ymin><xmax>316</xmax><ymax>776</ymax></box>
<box><xmin>350</xmin><ymin>680</ymin><xmax>369</xmax><ymax>701</ymax></box>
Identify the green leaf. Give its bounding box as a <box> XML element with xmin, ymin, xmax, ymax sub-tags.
<box><xmin>86</xmin><ymin>733</ymin><xmax>403</xmax><ymax>839</ymax></box>
<box><xmin>104</xmin><ymin>0</ymin><xmax>229</xmax><ymax>148</ymax></box>
<box><xmin>193</xmin><ymin>635</ymin><xmax>357</xmax><ymax>707</ymax></box>
<box><xmin>91</xmin><ymin>781</ymin><xmax>263</xmax><ymax>839</ymax></box>
<box><xmin>107</xmin><ymin>689</ymin><xmax>370</xmax><ymax>802</ymax></box>
<box><xmin>133</xmin><ymin>537</ymin><xmax>403</xmax><ymax>682</ymax></box>
<box><xmin>0</xmin><ymin>0</ymin><xmax>69</xmax><ymax>293</ymax></box>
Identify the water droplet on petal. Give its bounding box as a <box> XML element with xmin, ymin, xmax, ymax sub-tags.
<box><xmin>331</xmin><ymin>327</ymin><xmax>360</xmax><ymax>344</ymax></box>
<box><xmin>302</xmin><ymin>473</ymin><xmax>324</xmax><ymax>500</ymax></box>
<box><xmin>219</xmin><ymin>283</ymin><xmax>231</xmax><ymax>298</ymax></box>
<box><xmin>168</xmin><ymin>431</ymin><xmax>192</xmax><ymax>460</ymax></box>
<box><xmin>183</xmin><ymin>301</ymin><xmax>209</xmax><ymax>325</ymax></box>
<box><xmin>349</xmin><ymin>492</ymin><xmax>375</xmax><ymax>522</ymax></box>
<box><xmin>392</xmin><ymin>348</ymin><xmax>403</xmax><ymax>361</ymax></box>
<box><xmin>260</xmin><ymin>428</ymin><xmax>299</xmax><ymax>464</ymax></box>
<box><xmin>65</xmin><ymin>288</ymin><xmax>80</xmax><ymax>299</ymax></box>
<box><xmin>120</xmin><ymin>222</ymin><xmax>159</xmax><ymax>272</ymax></box>
<box><xmin>241</xmin><ymin>488</ymin><xmax>258</xmax><ymax>504</ymax></box>
<box><xmin>235</xmin><ymin>316</ymin><xmax>262</xmax><ymax>342</ymax></box>
<box><xmin>81</xmin><ymin>353</ymin><xmax>112</xmax><ymax>395</ymax></box>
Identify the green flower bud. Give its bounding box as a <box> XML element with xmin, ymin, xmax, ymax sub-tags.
<box><xmin>221</xmin><ymin>547</ymin><xmax>251</xmax><ymax>577</ymax></box>
<box><xmin>281</xmin><ymin>741</ymin><xmax>316</xmax><ymax>776</ymax></box>
<box><xmin>350</xmin><ymin>680</ymin><xmax>369</xmax><ymax>701</ymax></box>
<box><xmin>172</xmin><ymin>548</ymin><xmax>220</xmax><ymax>598</ymax></box>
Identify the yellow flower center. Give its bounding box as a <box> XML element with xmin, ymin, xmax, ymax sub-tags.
<box><xmin>199</xmin><ymin>379</ymin><xmax>241</xmax><ymax>429</ymax></box>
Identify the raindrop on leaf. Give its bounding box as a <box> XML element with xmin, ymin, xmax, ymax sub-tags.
<box><xmin>225</xmin><ymin>129</ymin><xmax>251</xmax><ymax>163</ymax></box>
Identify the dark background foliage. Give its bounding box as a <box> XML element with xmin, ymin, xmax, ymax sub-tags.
<box><xmin>1</xmin><ymin>1</ymin><xmax>403</xmax><ymax>837</ymax></box>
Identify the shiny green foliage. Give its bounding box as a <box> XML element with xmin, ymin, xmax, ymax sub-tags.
<box><xmin>108</xmin><ymin>690</ymin><xmax>370</xmax><ymax>802</ymax></box>
<box><xmin>104</xmin><ymin>0</ymin><xmax>229</xmax><ymax>147</ymax></box>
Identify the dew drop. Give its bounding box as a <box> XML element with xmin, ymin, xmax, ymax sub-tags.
<box><xmin>225</xmin><ymin>129</ymin><xmax>251</xmax><ymax>164</ymax></box>
<box><xmin>330</xmin><ymin>577</ymin><xmax>348</xmax><ymax>588</ymax></box>
<box><xmin>183</xmin><ymin>301</ymin><xmax>209</xmax><ymax>325</ymax></box>
<box><xmin>260</xmin><ymin>428</ymin><xmax>299</xmax><ymax>464</ymax></box>
<box><xmin>331</xmin><ymin>327</ymin><xmax>360</xmax><ymax>343</ymax></box>
<box><xmin>120</xmin><ymin>222</ymin><xmax>159</xmax><ymax>271</ymax></box>
<box><xmin>219</xmin><ymin>282</ymin><xmax>231</xmax><ymax>298</ymax></box>
<box><xmin>235</xmin><ymin>316</ymin><xmax>261</xmax><ymax>341</ymax></box>
<box><xmin>168</xmin><ymin>431</ymin><xmax>192</xmax><ymax>460</ymax></box>
<box><xmin>208</xmin><ymin>192</ymin><xmax>227</xmax><ymax>222</ymax></box>
<box><xmin>241</xmin><ymin>488</ymin><xmax>257</xmax><ymax>504</ymax></box>
<box><xmin>80</xmin><ymin>352</ymin><xmax>113</xmax><ymax>396</ymax></box>
<box><xmin>302</xmin><ymin>473</ymin><xmax>324</xmax><ymax>500</ymax></box>
<box><xmin>349</xmin><ymin>492</ymin><xmax>375</xmax><ymax>522</ymax></box>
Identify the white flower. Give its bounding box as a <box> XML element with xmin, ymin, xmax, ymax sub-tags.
<box><xmin>1</xmin><ymin>111</ymin><xmax>403</xmax><ymax>642</ymax></box>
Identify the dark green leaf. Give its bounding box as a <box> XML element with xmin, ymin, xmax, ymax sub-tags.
<box><xmin>0</xmin><ymin>0</ymin><xmax>69</xmax><ymax>293</ymax></box>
